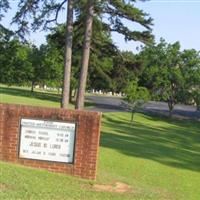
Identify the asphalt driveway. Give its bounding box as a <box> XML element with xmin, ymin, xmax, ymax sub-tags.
<box><xmin>86</xmin><ymin>95</ymin><xmax>200</xmax><ymax>120</ymax></box>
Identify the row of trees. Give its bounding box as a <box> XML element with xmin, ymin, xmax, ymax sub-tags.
<box><xmin>1</xmin><ymin>22</ymin><xmax>200</xmax><ymax>115</ymax></box>
<box><xmin>139</xmin><ymin>39</ymin><xmax>200</xmax><ymax>114</ymax></box>
<box><xmin>0</xmin><ymin>25</ymin><xmax>63</xmax><ymax>91</ymax></box>
<box><xmin>1</xmin><ymin>1</ymin><xmax>200</xmax><ymax>114</ymax></box>
<box><xmin>0</xmin><ymin>23</ymin><xmax>141</xmax><ymax>94</ymax></box>
<box><xmin>0</xmin><ymin>0</ymin><xmax>153</xmax><ymax>110</ymax></box>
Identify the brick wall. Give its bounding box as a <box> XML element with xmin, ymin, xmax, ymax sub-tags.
<box><xmin>0</xmin><ymin>103</ymin><xmax>101</xmax><ymax>180</ymax></box>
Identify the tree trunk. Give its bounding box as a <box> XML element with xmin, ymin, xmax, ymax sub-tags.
<box><xmin>75</xmin><ymin>0</ymin><xmax>94</xmax><ymax>110</ymax></box>
<box><xmin>74</xmin><ymin>88</ymin><xmax>77</xmax><ymax>99</ymax></box>
<box><xmin>31</xmin><ymin>81</ymin><xmax>34</xmax><ymax>92</ymax></box>
<box><xmin>168</xmin><ymin>99</ymin><xmax>174</xmax><ymax>118</ymax></box>
<box><xmin>69</xmin><ymin>86</ymin><xmax>73</xmax><ymax>103</ymax></box>
<box><xmin>131</xmin><ymin>109</ymin><xmax>135</xmax><ymax>124</ymax></box>
<box><xmin>61</xmin><ymin>0</ymin><xmax>74</xmax><ymax>108</ymax></box>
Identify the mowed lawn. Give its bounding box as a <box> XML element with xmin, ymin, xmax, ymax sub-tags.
<box><xmin>0</xmin><ymin>84</ymin><xmax>62</xmax><ymax>108</ymax></box>
<box><xmin>0</xmin><ymin>85</ymin><xmax>200</xmax><ymax>199</ymax></box>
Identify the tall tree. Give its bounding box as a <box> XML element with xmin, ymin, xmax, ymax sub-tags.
<box><xmin>62</xmin><ymin>0</ymin><xmax>74</xmax><ymax>108</ymax></box>
<box><xmin>11</xmin><ymin>0</ymin><xmax>73</xmax><ymax>108</ymax></box>
<box><xmin>46</xmin><ymin>17</ymin><xmax>118</xmax><ymax>96</ymax></box>
<box><xmin>75</xmin><ymin>0</ymin><xmax>153</xmax><ymax>109</ymax></box>
<box><xmin>75</xmin><ymin>0</ymin><xmax>94</xmax><ymax>109</ymax></box>
<box><xmin>9</xmin><ymin>0</ymin><xmax>153</xmax><ymax>109</ymax></box>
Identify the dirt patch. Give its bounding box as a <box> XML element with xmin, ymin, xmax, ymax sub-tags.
<box><xmin>0</xmin><ymin>183</ymin><xmax>10</xmax><ymax>191</ymax></box>
<box><xmin>153</xmin><ymin>188</ymin><xmax>174</xmax><ymax>200</ymax></box>
<box><xmin>93</xmin><ymin>181</ymin><xmax>133</xmax><ymax>193</ymax></box>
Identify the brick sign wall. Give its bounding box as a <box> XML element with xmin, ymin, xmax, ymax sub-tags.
<box><xmin>0</xmin><ymin>103</ymin><xmax>101</xmax><ymax>180</ymax></box>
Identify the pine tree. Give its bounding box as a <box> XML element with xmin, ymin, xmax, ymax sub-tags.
<box><xmin>9</xmin><ymin>0</ymin><xmax>154</xmax><ymax>109</ymax></box>
<box><xmin>75</xmin><ymin>0</ymin><xmax>94</xmax><ymax>109</ymax></box>
<box><xmin>75</xmin><ymin>0</ymin><xmax>153</xmax><ymax>109</ymax></box>
<box><xmin>11</xmin><ymin>0</ymin><xmax>74</xmax><ymax>108</ymax></box>
<box><xmin>61</xmin><ymin>0</ymin><xmax>74</xmax><ymax>108</ymax></box>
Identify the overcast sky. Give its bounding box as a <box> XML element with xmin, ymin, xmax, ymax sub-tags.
<box><xmin>2</xmin><ymin>0</ymin><xmax>200</xmax><ymax>53</ymax></box>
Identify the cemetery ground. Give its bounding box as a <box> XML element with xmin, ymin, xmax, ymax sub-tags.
<box><xmin>0</xmin><ymin>85</ymin><xmax>200</xmax><ymax>200</ymax></box>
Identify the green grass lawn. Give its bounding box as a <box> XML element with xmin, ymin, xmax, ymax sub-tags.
<box><xmin>0</xmin><ymin>85</ymin><xmax>200</xmax><ymax>199</ymax></box>
<box><xmin>0</xmin><ymin>84</ymin><xmax>62</xmax><ymax>108</ymax></box>
<box><xmin>0</xmin><ymin>84</ymin><xmax>93</xmax><ymax>108</ymax></box>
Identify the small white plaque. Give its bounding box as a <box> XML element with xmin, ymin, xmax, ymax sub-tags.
<box><xmin>19</xmin><ymin>118</ymin><xmax>76</xmax><ymax>163</ymax></box>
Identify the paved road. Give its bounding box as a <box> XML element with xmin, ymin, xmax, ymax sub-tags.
<box><xmin>86</xmin><ymin>95</ymin><xmax>125</xmax><ymax>112</ymax></box>
<box><xmin>86</xmin><ymin>95</ymin><xmax>200</xmax><ymax>120</ymax></box>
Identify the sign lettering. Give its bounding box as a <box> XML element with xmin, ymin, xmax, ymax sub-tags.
<box><xmin>19</xmin><ymin>119</ymin><xmax>76</xmax><ymax>163</ymax></box>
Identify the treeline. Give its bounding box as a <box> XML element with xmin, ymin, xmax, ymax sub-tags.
<box><xmin>0</xmin><ymin>21</ymin><xmax>142</xmax><ymax>94</ymax></box>
<box><xmin>1</xmin><ymin>0</ymin><xmax>154</xmax><ymax>109</ymax></box>
<box><xmin>0</xmin><ymin>25</ymin><xmax>62</xmax><ymax>91</ymax></box>
<box><xmin>1</xmin><ymin>0</ymin><xmax>199</xmax><ymax>114</ymax></box>
<box><xmin>140</xmin><ymin>39</ymin><xmax>200</xmax><ymax>113</ymax></box>
<box><xmin>1</xmin><ymin>22</ymin><xmax>200</xmax><ymax>113</ymax></box>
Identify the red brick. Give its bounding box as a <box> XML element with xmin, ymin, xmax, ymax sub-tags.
<box><xmin>0</xmin><ymin>103</ymin><xmax>101</xmax><ymax>180</ymax></box>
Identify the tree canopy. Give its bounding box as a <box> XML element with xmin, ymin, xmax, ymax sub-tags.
<box><xmin>1</xmin><ymin>0</ymin><xmax>154</xmax><ymax>109</ymax></box>
<box><xmin>139</xmin><ymin>39</ymin><xmax>200</xmax><ymax>115</ymax></box>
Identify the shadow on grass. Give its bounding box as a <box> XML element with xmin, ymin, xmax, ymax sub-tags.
<box><xmin>101</xmin><ymin>114</ymin><xmax>200</xmax><ymax>172</ymax></box>
<box><xmin>0</xmin><ymin>86</ymin><xmax>61</xmax><ymax>103</ymax></box>
<box><xmin>0</xmin><ymin>86</ymin><xmax>96</xmax><ymax>108</ymax></box>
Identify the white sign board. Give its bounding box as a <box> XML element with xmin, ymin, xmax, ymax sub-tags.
<box><xmin>19</xmin><ymin>118</ymin><xmax>76</xmax><ymax>163</ymax></box>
